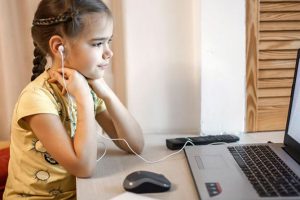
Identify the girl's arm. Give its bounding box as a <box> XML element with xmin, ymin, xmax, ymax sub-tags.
<box><xmin>25</xmin><ymin>69</ymin><xmax>97</xmax><ymax>178</ymax></box>
<box><xmin>89</xmin><ymin>78</ymin><xmax>144</xmax><ymax>154</ymax></box>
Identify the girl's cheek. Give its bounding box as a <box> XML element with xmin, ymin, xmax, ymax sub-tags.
<box><xmin>91</xmin><ymin>52</ymin><xmax>101</xmax><ymax>61</ymax></box>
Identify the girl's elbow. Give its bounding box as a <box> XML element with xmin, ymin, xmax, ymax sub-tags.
<box><xmin>133</xmin><ymin>138</ymin><xmax>145</xmax><ymax>155</ymax></box>
<box><xmin>132</xmin><ymin>145</ymin><xmax>143</xmax><ymax>155</ymax></box>
<box><xmin>138</xmin><ymin>140</ymin><xmax>145</xmax><ymax>154</ymax></box>
<box><xmin>74</xmin><ymin>168</ymin><xmax>94</xmax><ymax>178</ymax></box>
<box><xmin>136</xmin><ymin>133</ymin><xmax>145</xmax><ymax>154</ymax></box>
<box><xmin>71</xmin><ymin>162</ymin><xmax>96</xmax><ymax>178</ymax></box>
<box><xmin>124</xmin><ymin>141</ymin><xmax>144</xmax><ymax>155</ymax></box>
<box><xmin>76</xmin><ymin>171</ymin><xmax>93</xmax><ymax>178</ymax></box>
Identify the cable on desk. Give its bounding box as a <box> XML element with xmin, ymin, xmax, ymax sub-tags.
<box><xmin>97</xmin><ymin>133</ymin><xmax>195</xmax><ymax>164</ymax></box>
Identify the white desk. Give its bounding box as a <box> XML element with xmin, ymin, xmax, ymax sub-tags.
<box><xmin>76</xmin><ymin>131</ymin><xmax>285</xmax><ymax>200</ymax></box>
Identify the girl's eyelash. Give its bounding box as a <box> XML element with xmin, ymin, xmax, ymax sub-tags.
<box><xmin>92</xmin><ymin>42</ymin><xmax>103</xmax><ymax>47</ymax></box>
<box><xmin>92</xmin><ymin>39</ymin><xmax>112</xmax><ymax>47</ymax></box>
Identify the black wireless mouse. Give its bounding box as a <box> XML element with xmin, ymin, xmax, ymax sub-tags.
<box><xmin>123</xmin><ymin>170</ymin><xmax>171</xmax><ymax>194</ymax></box>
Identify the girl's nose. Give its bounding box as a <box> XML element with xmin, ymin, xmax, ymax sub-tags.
<box><xmin>102</xmin><ymin>48</ymin><xmax>113</xmax><ymax>60</ymax></box>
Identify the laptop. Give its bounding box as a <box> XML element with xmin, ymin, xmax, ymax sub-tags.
<box><xmin>184</xmin><ymin>49</ymin><xmax>300</xmax><ymax>200</ymax></box>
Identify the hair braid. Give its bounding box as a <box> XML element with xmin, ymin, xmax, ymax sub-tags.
<box><xmin>31</xmin><ymin>43</ymin><xmax>47</xmax><ymax>81</ymax></box>
<box><xmin>32</xmin><ymin>9</ymin><xmax>78</xmax><ymax>26</ymax></box>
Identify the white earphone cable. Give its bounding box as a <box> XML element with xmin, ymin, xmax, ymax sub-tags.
<box><xmin>59</xmin><ymin>48</ymin><xmax>75</xmax><ymax>134</ymax></box>
<box><xmin>97</xmin><ymin>133</ymin><xmax>195</xmax><ymax>164</ymax></box>
<box><xmin>96</xmin><ymin>141</ymin><xmax>107</xmax><ymax>162</ymax></box>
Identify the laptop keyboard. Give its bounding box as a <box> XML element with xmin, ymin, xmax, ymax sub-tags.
<box><xmin>228</xmin><ymin>145</ymin><xmax>300</xmax><ymax>197</ymax></box>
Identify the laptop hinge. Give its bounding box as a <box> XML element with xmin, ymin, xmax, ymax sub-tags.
<box><xmin>282</xmin><ymin>146</ymin><xmax>300</xmax><ymax>165</ymax></box>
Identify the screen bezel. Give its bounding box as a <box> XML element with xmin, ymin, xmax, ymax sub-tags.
<box><xmin>284</xmin><ymin>49</ymin><xmax>300</xmax><ymax>154</ymax></box>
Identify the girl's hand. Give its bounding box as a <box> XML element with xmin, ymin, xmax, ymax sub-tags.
<box><xmin>88</xmin><ymin>78</ymin><xmax>113</xmax><ymax>101</ymax></box>
<box><xmin>48</xmin><ymin>68</ymin><xmax>92</xmax><ymax>102</ymax></box>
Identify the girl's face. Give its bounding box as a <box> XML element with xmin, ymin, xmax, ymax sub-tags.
<box><xmin>64</xmin><ymin>13</ymin><xmax>113</xmax><ymax>79</ymax></box>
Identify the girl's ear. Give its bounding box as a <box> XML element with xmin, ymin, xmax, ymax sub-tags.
<box><xmin>49</xmin><ymin>35</ymin><xmax>64</xmax><ymax>58</ymax></box>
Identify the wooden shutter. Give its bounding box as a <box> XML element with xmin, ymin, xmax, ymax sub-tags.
<box><xmin>246</xmin><ymin>0</ymin><xmax>300</xmax><ymax>132</ymax></box>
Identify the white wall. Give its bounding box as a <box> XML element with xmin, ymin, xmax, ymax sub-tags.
<box><xmin>200</xmin><ymin>0</ymin><xmax>246</xmax><ymax>134</ymax></box>
<box><xmin>121</xmin><ymin>0</ymin><xmax>201</xmax><ymax>134</ymax></box>
<box><xmin>117</xmin><ymin>0</ymin><xmax>246</xmax><ymax>135</ymax></box>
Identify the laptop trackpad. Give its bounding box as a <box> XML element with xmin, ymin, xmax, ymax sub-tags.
<box><xmin>195</xmin><ymin>155</ymin><xmax>228</xmax><ymax>169</ymax></box>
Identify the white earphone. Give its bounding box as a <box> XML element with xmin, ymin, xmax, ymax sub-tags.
<box><xmin>58</xmin><ymin>45</ymin><xmax>64</xmax><ymax>57</ymax></box>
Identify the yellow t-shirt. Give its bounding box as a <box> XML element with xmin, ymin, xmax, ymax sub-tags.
<box><xmin>3</xmin><ymin>71</ymin><xmax>106</xmax><ymax>199</ymax></box>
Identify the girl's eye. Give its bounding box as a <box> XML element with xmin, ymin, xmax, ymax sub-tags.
<box><xmin>92</xmin><ymin>42</ymin><xmax>103</xmax><ymax>47</ymax></box>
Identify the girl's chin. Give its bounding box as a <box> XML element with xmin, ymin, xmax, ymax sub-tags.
<box><xmin>85</xmin><ymin>71</ymin><xmax>104</xmax><ymax>80</ymax></box>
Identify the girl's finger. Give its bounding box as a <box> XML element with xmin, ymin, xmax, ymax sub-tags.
<box><xmin>56</xmin><ymin>67</ymin><xmax>74</xmax><ymax>77</ymax></box>
<box><xmin>51</xmin><ymin>71</ymin><xmax>68</xmax><ymax>89</ymax></box>
<box><xmin>62</xmin><ymin>87</ymin><xmax>66</xmax><ymax>95</ymax></box>
<box><xmin>48</xmin><ymin>75</ymin><xmax>59</xmax><ymax>82</ymax></box>
<box><xmin>48</xmin><ymin>78</ymin><xmax>56</xmax><ymax>83</ymax></box>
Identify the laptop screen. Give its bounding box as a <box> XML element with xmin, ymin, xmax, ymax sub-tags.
<box><xmin>287</xmin><ymin>56</ymin><xmax>300</xmax><ymax>143</ymax></box>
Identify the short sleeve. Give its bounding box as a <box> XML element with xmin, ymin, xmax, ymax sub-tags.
<box><xmin>15</xmin><ymin>87</ymin><xmax>59</xmax><ymax>128</ymax></box>
<box><xmin>95</xmin><ymin>98</ymin><xmax>106</xmax><ymax>114</ymax></box>
<box><xmin>90</xmin><ymin>90</ymin><xmax>106</xmax><ymax>114</ymax></box>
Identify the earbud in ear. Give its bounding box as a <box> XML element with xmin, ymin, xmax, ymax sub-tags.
<box><xmin>58</xmin><ymin>45</ymin><xmax>65</xmax><ymax>69</ymax></box>
<box><xmin>58</xmin><ymin>45</ymin><xmax>64</xmax><ymax>56</ymax></box>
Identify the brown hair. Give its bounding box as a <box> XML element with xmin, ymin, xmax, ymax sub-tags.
<box><xmin>31</xmin><ymin>0</ymin><xmax>112</xmax><ymax>81</ymax></box>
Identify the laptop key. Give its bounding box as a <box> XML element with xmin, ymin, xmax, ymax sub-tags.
<box><xmin>269</xmin><ymin>192</ymin><xmax>278</xmax><ymax>197</ymax></box>
<box><xmin>294</xmin><ymin>184</ymin><xmax>300</xmax><ymax>192</ymax></box>
<box><xmin>232</xmin><ymin>156</ymin><xmax>246</xmax><ymax>168</ymax></box>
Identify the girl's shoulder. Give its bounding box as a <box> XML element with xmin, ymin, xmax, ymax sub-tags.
<box><xmin>12</xmin><ymin>71</ymin><xmax>60</xmax><ymax>130</ymax></box>
<box><xmin>23</xmin><ymin>71</ymin><xmax>50</xmax><ymax>92</ymax></box>
<box><xmin>16</xmin><ymin>71</ymin><xmax>59</xmax><ymax>114</ymax></box>
<box><xmin>19</xmin><ymin>71</ymin><xmax>57</xmax><ymax>102</ymax></box>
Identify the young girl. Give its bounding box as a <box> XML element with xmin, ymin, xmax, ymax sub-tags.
<box><xmin>3</xmin><ymin>0</ymin><xmax>144</xmax><ymax>199</ymax></box>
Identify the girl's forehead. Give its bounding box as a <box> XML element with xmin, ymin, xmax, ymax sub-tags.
<box><xmin>80</xmin><ymin>13</ymin><xmax>113</xmax><ymax>39</ymax></box>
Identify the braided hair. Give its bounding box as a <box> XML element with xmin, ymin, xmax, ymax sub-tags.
<box><xmin>32</xmin><ymin>43</ymin><xmax>47</xmax><ymax>81</ymax></box>
<box><xmin>31</xmin><ymin>0</ymin><xmax>112</xmax><ymax>81</ymax></box>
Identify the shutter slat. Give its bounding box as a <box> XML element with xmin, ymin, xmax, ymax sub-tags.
<box><xmin>261</xmin><ymin>3</ymin><xmax>300</xmax><ymax>12</ymax></box>
<box><xmin>258</xmin><ymin>78</ymin><xmax>293</xmax><ymax>88</ymax></box>
<box><xmin>261</xmin><ymin>0</ymin><xmax>300</xmax><ymax>2</ymax></box>
<box><xmin>259</xmin><ymin>50</ymin><xmax>297</xmax><ymax>60</ymax></box>
<box><xmin>259</xmin><ymin>40</ymin><xmax>300</xmax><ymax>50</ymax></box>
<box><xmin>260</xmin><ymin>22</ymin><xmax>300</xmax><ymax>31</ymax></box>
<box><xmin>260</xmin><ymin>60</ymin><xmax>296</xmax><ymax>69</ymax></box>
<box><xmin>258</xmin><ymin>88</ymin><xmax>291</xmax><ymax>97</ymax></box>
<box><xmin>258</xmin><ymin>97</ymin><xmax>290</xmax><ymax>106</ymax></box>
<box><xmin>260</xmin><ymin>31</ymin><xmax>300</xmax><ymax>40</ymax></box>
<box><xmin>261</xmin><ymin>12</ymin><xmax>300</xmax><ymax>21</ymax></box>
<box><xmin>259</xmin><ymin>69</ymin><xmax>295</xmax><ymax>78</ymax></box>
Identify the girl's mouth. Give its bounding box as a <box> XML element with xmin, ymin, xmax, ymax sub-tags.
<box><xmin>98</xmin><ymin>64</ymin><xmax>109</xmax><ymax>70</ymax></box>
